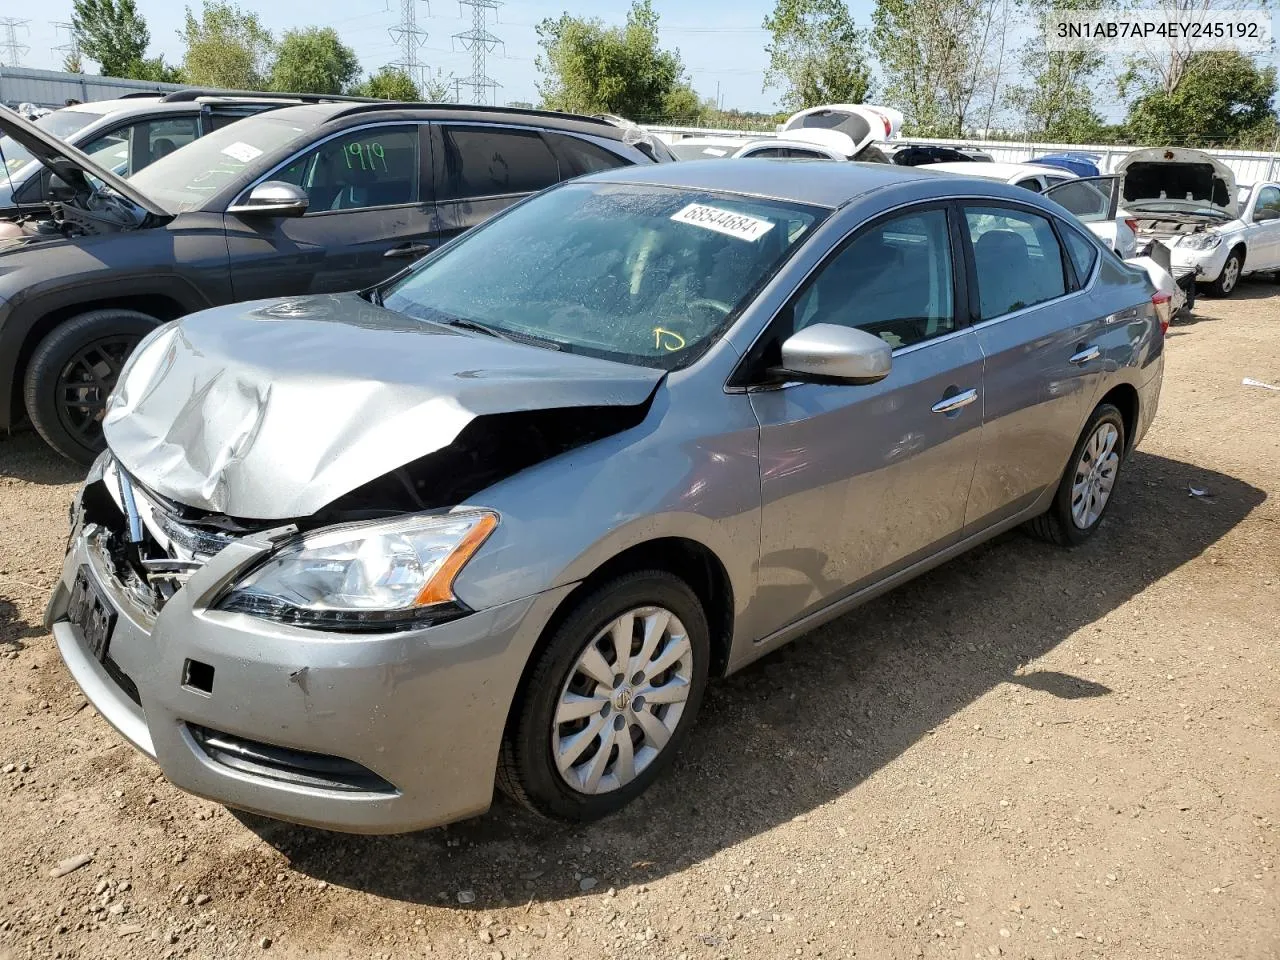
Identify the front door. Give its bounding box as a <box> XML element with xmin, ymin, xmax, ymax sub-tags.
<box><xmin>1248</xmin><ymin>185</ymin><xmax>1280</xmax><ymax>269</ymax></box>
<box><xmin>960</xmin><ymin>203</ymin><xmax>1105</xmax><ymax>528</ymax></box>
<box><xmin>749</xmin><ymin>205</ymin><xmax>984</xmax><ymax>637</ymax></box>
<box><xmin>225</xmin><ymin>123</ymin><xmax>446</xmax><ymax>301</ymax></box>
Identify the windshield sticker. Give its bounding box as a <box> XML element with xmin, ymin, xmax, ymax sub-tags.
<box><xmin>221</xmin><ymin>141</ymin><xmax>263</xmax><ymax>164</ymax></box>
<box><xmin>702</xmin><ymin>147</ymin><xmax>728</xmax><ymax>157</ymax></box>
<box><xmin>671</xmin><ymin>203</ymin><xmax>776</xmax><ymax>242</ymax></box>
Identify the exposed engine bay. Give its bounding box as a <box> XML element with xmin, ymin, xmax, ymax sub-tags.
<box><xmin>0</xmin><ymin>183</ymin><xmax>148</xmax><ymax>247</ymax></box>
<box><xmin>1130</xmin><ymin>213</ymin><xmax>1228</xmax><ymax>245</ymax></box>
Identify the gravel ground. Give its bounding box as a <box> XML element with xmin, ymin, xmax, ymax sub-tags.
<box><xmin>1</xmin><ymin>280</ymin><xmax>1278</xmax><ymax>960</ymax></box>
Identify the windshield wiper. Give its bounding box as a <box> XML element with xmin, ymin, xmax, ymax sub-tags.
<box><xmin>439</xmin><ymin>316</ymin><xmax>562</xmax><ymax>350</ymax></box>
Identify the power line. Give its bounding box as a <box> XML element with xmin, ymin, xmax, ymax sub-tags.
<box><xmin>389</xmin><ymin>0</ymin><xmax>430</xmax><ymax>90</ymax></box>
<box><xmin>0</xmin><ymin>17</ymin><xmax>30</xmax><ymax>67</ymax></box>
<box><xmin>454</xmin><ymin>0</ymin><xmax>502</xmax><ymax>105</ymax></box>
<box><xmin>52</xmin><ymin>20</ymin><xmax>81</xmax><ymax>70</ymax></box>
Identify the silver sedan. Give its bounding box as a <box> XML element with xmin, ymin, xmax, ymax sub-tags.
<box><xmin>48</xmin><ymin>159</ymin><xmax>1165</xmax><ymax>832</ymax></box>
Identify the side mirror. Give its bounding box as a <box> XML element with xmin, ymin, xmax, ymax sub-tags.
<box><xmin>227</xmin><ymin>181</ymin><xmax>309</xmax><ymax>218</ymax></box>
<box><xmin>1254</xmin><ymin>207</ymin><xmax>1280</xmax><ymax>222</ymax></box>
<box><xmin>778</xmin><ymin>323</ymin><xmax>892</xmax><ymax>384</ymax></box>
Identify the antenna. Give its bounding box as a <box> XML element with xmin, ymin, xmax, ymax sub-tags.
<box><xmin>0</xmin><ymin>17</ymin><xmax>30</xmax><ymax>66</ymax></box>
<box><xmin>53</xmin><ymin>21</ymin><xmax>82</xmax><ymax>71</ymax></box>
<box><xmin>453</xmin><ymin>0</ymin><xmax>502</xmax><ymax>106</ymax></box>
<box><xmin>388</xmin><ymin>0</ymin><xmax>430</xmax><ymax>91</ymax></box>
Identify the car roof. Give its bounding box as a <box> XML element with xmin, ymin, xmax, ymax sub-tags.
<box><xmin>926</xmin><ymin>161</ymin><xmax>1074</xmax><ymax>181</ymax></box>
<box><xmin>578</xmin><ymin>157</ymin><xmax>934</xmax><ymax>208</ymax></box>
<box><xmin>258</xmin><ymin>101</ymin><xmax>633</xmax><ymax>141</ymax></box>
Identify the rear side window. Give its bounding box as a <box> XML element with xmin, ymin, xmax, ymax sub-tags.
<box><xmin>439</xmin><ymin>126</ymin><xmax>560</xmax><ymax>200</ymax></box>
<box><xmin>1061</xmin><ymin>225</ymin><xmax>1099</xmax><ymax>283</ymax></box>
<box><xmin>965</xmin><ymin>206</ymin><xmax>1068</xmax><ymax>319</ymax></box>
<box><xmin>547</xmin><ymin>133</ymin><xmax>629</xmax><ymax>178</ymax></box>
<box><xmin>791</xmin><ymin>207</ymin><xmax>955</xmax><ymax>350</ymax></box>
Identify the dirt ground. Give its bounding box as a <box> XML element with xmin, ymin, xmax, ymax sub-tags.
<box><xmin>1</xmin><ymin>280</ymin><xmax>1278</xmax><ymax>960</ymax></box>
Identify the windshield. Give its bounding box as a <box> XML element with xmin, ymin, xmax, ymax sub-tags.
<box><xmin>381</xmin><ymin>182</ymin><xmax>823</xmax><ymax>370</ymax></box>
<box><xmin>129</xmin><ymin>114</ymin><xmax>311</xmax><ymax>211</ymax></box>
<box><xmin>0</xmin><ymin>109</ymin><xmax>101</xmax><ymax>201</ymax></box>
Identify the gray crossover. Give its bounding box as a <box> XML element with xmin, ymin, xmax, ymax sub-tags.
<box><xmin>48</xmin><ymin>159</ymin><xmax>1165</xmax><ymax>833</ymax></box>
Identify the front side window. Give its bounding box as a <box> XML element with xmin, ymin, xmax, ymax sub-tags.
<box><xmin>789</xmin><ymin>207</ymin><xmax>956</xmax><ymax>350</ymax></box>
<box><xmin>138</xmin><ymin>117</ymin><xmax>200</xmax><ymax>169</ymax></box>
<box><xmin>965</xmin><ymin>206</ymin><xmax>1068</xmax><ymax>319</ymax></box>
<box><xmin>439</xmin><ymin>126</ymin><xmax>560</xmax><ymax>201</ymax></box>
<box><xmin>1254</xmin><ymin>185</ymin><xmax>1280</xmax><ymax>217</ymax></box>
<box><xmin>274</xmin><ymin>125</ymin><xmax>420</xmax><ymax>212</ymax></box>
<box><xmin>381</xmin><ymin>182</ymin><xmax>823</xmax><ymax>370</ymax></box>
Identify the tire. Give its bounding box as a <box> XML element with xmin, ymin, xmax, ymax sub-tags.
<box><xmin>1204</xmin><ymin>247</ymin><xmax>1243</xmax><ymax>298</ymax></box>
<box><xmin>497</xmin><ymin>570</ymin><xmax>710</xmax><ymax>822</ymax></box>
<box><xmin>23</xmin><ymin>309</ymin><xmax>159</xmax><ymax>465</ymax></box>
<box><xmin>1025</xmin><ymin>403</ymin><xmax>1127</xmax><ymax>547</ymax></box>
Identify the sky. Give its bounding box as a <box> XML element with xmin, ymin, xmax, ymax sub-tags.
<box><xmin>12</xmin><ymin>0</ymin><xmax>853</xmax><ymax>112</ymax></box>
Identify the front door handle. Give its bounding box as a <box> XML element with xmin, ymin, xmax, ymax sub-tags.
<box><xmin>384</xmin><ymin>242</ymin><xmax>433</xmax><ymax>259</ymax></box>
<box><xmin>931</xmin><ymin>388</ymin><xmax>979</xmax><ymax>415</ymax></box>
<box><xmin>1070</xmin><ymin>345</ymin><xmax>1101</xmax><ymax>365</ymax></box>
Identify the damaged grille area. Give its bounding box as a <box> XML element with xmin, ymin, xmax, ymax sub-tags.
<box><xmin>187</xmin><ymin>724</ymin><xmax>397</xmax><ymax>794</ymax></box>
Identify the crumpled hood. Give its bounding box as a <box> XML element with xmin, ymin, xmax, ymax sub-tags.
<box><xmin>103</xmin><ymin>294</ymin><xmax>664</xmax><ymax>520</ymax></box>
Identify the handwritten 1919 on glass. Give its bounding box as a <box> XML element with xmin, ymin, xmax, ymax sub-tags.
<box><xmin>1044</xmin><ymin>9</ymin><xmax>1273</xmax><ymax>54</ymax></box>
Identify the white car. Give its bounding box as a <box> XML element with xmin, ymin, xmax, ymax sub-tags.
<box><xmin>927</xmin><ymin>160</ymin><xmax>1078</xmax><ymax>193</ymax></box>
<box><xmin>668</xmin><ymin>103</ymin><xmax>903</xmax><ymax>163</ymax></box>
<box><xmin>1115</xmin><ymin>147</ymin><xmax>1280</xmax><ymax>297</ymax></box>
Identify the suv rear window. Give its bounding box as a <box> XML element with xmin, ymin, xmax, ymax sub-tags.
<box><xmin>439</xmin><ymin>126</ymin><xmax>561</xmax><ymax>201</ymax></box>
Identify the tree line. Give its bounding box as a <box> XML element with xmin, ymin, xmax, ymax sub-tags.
<box><xmin>66</xmin><ymin>0</ymin><xmax>447</xmax><ymax>100</ymax></box>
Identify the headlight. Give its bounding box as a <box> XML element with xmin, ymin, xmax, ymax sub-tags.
<box><xmin>1179</xmin><ymin>232</ymin><xmax>1221</xmax><ymax>251</ymax></box>
<box><xmin>218</xmin><ymin>511</ymin><xmax>498</xmax><ymax>630</ymax></box>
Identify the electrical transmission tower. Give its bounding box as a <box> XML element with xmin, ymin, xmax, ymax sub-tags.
<box><xmin>0</xmin><ymin>17</ymin><xmax>30</xmax><ymax>66</ymax></box>
<box><xmin>453</xmin><ymin>0</ymin><xmax>502</xmax><ymax>105</ymax></box>
<box><xmin>388</xmin><ymin>0</ymin><xmax>430</xmax><ymax>90</ymax></box>
<box><xmin>52</xmin><ymin>21</ymin><xmax>82</xmax><ymax>71</ymax></box>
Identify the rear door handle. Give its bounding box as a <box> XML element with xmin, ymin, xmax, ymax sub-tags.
<box><xmin>931</xmin><ymin>388</ymin><xmax>979</xmax><ymax>415</ymax></box>
<box><xmin>385</xmin><ymin>242</ymin><xmax>433</xmax><ymax>259</ymax></box>
<box><xmin>1070</xmin><ymin>345</ymin><xmax>1101</xmax><ymax>365</ymax></box>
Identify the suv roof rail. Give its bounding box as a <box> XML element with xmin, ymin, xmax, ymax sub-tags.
<box><xmin>331</xmin><ymin>101</ymin><xmax>617</xmax><ymax>128</ymax></box>
<box><xmin>114</xmin><ymin>91</ymin><xmax>167</xmax><ymax>99</ymax></box>
<box><xmin>160</xmin><ymin>88</ymin><xmax>382</xmax><ymax>104</ymax></box>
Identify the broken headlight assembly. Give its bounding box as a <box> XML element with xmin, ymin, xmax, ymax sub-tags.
<box><xmin>1178</xmin><ymin>232</ymin><xmax>1221</xmax><ymax>252</ymax></box>
<box><xmin>217</xmin><ymin>511</ymin><xmax>498</xmax><ymax>631</ymax></box>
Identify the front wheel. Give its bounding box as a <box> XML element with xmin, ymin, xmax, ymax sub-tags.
<box><xmin>497</xmin><ymin>571</ymin><xmax>710</xmax><ymax>822</ymax></box>
<box><xmin>1025</xmin><ymin>403</ymin><xmax>1127</xmax><ymax>547</ymax></box>
<box><xmin>22</xmin><ymin>309</ymin><xmax>159</xmax><ymax>464</ymax></box>
<box><xmin>1205</xmin><ymin>248</ymin><xmax>1243</xmax><ymax>298</ymax></box>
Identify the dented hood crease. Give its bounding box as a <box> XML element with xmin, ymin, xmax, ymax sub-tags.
<box><xmin>103</xmin><ymin>294</ymin><xmax>664</xmax><ymax>520</ymax></box>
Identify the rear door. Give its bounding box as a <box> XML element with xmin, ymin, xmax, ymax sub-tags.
<box><xmin>224</xmin><ymin>121</ymin><xmax>447</xmax><ymax>300</ymax></box>
<box><xmin>960</xmin><ymin>202</ymin><xmax>1107</xmax><ymax>528</ymax></box>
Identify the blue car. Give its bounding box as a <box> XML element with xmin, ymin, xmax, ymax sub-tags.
<box><xmin>1034</xmin><ymin>154</ymin><xmax>1102</xmax><ymax>178</ymax></box>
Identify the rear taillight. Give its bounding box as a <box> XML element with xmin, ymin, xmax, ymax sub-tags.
<box><xmin>1152</xmin><ymin>292</ymin><xmax>1172</xmax><ymax>334</ymax></box>
<box><xmin>1125</xmin><ymin>218</ymin><xmax>1139</xmax><ymax>234</ymax></box>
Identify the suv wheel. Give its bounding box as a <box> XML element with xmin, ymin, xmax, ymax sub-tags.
<box><xmin>23</xmin><ymin>309</ymin><xmax>159</xmax><ymax>464</ymax></box>
<box><xmin>1025</xmin><ymin>403</ymin><xmax>1127</xmax><ymax>547</ymax></box>
<box><xmin>497</xmin><ymin>571</ymin><xmax>710</xmax><ymax>821</ymax></box>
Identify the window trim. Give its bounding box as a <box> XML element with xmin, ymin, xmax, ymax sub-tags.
<box><xmin>728</xmin><ymin>199</ymin><xmax>969</xmax><ymax>387</ymax></box>
<box><xmin>229</xmin><ymin>120</ymin><xmax>430</xmax><ymax>215</ymax></box>
<box><xmin>433</xmin><ymin>120</ymin><xmax>564</xmax><ymax>205</ymax></box>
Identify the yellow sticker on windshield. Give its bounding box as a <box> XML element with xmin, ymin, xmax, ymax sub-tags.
<box><xmin>654</xmin><ymin>328</ymin><xmax>686</xmax><ymax>351</ymax></box>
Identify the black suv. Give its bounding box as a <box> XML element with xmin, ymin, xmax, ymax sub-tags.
<box><xmin>0</xmin><ymin>103</ymin><xmax>667</xmax><ymax>462</ymax></box>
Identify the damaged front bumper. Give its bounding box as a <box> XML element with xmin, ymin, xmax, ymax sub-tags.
<box><xmin>47</xmin><ymin>456</ymin><xmax>574</xmax><ymax>834</ymax></box>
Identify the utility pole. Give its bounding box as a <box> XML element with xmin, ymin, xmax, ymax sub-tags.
<box><xmin>52</xmin><ymin>21</ymin><xmax>82</xmax><ymax>72</ymax></box>
<box><xmin>0</xmin><ymin>17</ymin><xmax>30</xmax><ymax>67</ymax></box>
<box><xmin>453</xmin><ymin>0</ymin><xmax>502</xmax><ymax>106</ymax></box>
<box><xmin>389</xmin><ymin>0</ymin><xmax>430</xmax><ymax>92</ymax></box>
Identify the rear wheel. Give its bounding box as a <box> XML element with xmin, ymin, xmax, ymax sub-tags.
<box><xmin>497</xmin><ymin>571</ymin><xmax>709</xmax><ymax>822</ymax></box>
<box><xmin>23</xmin><ymin>309</ymin><xmax>159</xmax><ymax>464</ymax></box>
<box><xmin>1025</xmin><ymin>403</ymin><xmax>1126</xmax><ymax>547</ymax></box>
<box><xmin>1205</xmin><ymin>247</ymin><xmax>1243</xmax><ymax>297</ymax></box>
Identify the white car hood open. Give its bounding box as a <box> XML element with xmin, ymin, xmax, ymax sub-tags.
<box><xmin>1117</xmin><ymin>147</ymin><xmax>1237</xmax><ymax>218</ymax></box>
<box><xmin>102</xmin><ymin>294</ymin><xmax>664</xmax><ymax>520</ymax></box>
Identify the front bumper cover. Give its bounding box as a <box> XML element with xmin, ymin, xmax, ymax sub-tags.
<box><xmin>48</xmin><ymin>466</ymin><xmax>574</xmax><ymax>834</ymax></box>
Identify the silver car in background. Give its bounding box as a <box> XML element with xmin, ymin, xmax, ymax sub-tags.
<box><xmin>47</xmin><ymin>160</ymin><xmax>1165</xmax><ymax>833</ymax></box>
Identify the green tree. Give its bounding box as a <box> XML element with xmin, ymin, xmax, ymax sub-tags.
<box><xmin>350</xmin><ymin>66</ymin><xmax>422</xmax><ymax>100</ymax></box>
<box><xmin>1124</xmin><ymin>50</ymin><xmax>1278</xmax><ymax>147</ymax></box>
<box><xmin>180</xmin><ymin>1</ymin><xmax>274</xmax><ymax>89</ymax></box>
<box><xmin>871</xmin><ymin>0</ymin><xmax>1007</xmax><ymax>136</ymax></box>
<box><xmin>71</xmin><ymin>0</ymin><xmax>149</xmax><ymax>77</ymax></box>
<box><xmin>268</xmin><ymin>27</ymin><xmax>359</xmax><ymax>94</ymax></box>
<box><xmin>762</xmin><ymin>0</ymin><xmax>871</xmax><ymax>111</ymax></box>
<box><xmin>63</xmin><ymin>51</ymin><xmax>85</xmax><ymax>74</ymax></box>
<box><xmin>1007</xmin><ymin>0</ymin><xmax>1106</xmax><ymax>140</ymax></box>
<box><xmin>535</xmin><ymin>0</ymin><xmax>701</xmax><ymax>122</ymax></box>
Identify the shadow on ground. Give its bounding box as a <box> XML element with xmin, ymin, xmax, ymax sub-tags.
<box><xmin>0</xmin><ymin>430</ymin><xmax>84</xmax><ymax>486</ymax></box>
<box><xmin>239</xmin><ymin>450</ymin><xmax>1264</xmax><ymax>906</ymax></box>
<box><xmin>0</xmin><ymin>595</ymin><xmax>41</xmax><ymax>654</ymax></box>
